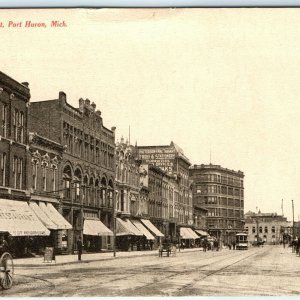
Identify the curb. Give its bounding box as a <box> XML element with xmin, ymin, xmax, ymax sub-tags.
<box><xmin>14</xmin><ymin>248</ymin><xmax>201</xmax><ymax>268</ymax></box>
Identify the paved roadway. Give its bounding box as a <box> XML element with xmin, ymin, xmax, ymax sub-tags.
<box><xmin>2</xmin><ymin>245</ymin><xmax>300</xmax><ymax>296</ymax></box>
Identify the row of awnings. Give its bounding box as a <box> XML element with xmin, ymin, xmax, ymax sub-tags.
<box><xmin>180</xmin><ymin>227</ymin><xmax>209</xmax><ymax>239</ymax></box>
<box><xmin>0</xmin><ymin>199</ymin><xmax>72</xmax><ymax>236</ymax></box>
<box><xmin>81</xmin><ymin>217</ymin><xmax>164</xmax><ymax>241</ymax></box>
<box><xmin>0</xmin><ymin>198</ymin><xmax>209</xmax><ymax>240</ymax></box>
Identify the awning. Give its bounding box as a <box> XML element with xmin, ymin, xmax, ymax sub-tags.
<box><xmin>195</xmin><ymin>230</ymin><xmax>209</xmax><ymax>236</ymax></box>
<box><xmin>83</xmin><ymin>218</ymin><xmax>113</xmax><ymax>236</ymax></box>
<box><xmin>39</xmin><ymin>202</ymin><xmax>72</xmax><ymax>230</ymax></box>
<box><xmin>123</xmin><ymin>219</ymin><xmax>143</xmax><ymax>236</ymax></box>
<box><xmin>116</xmin><ymin>218</ymin><xmax>136</xmax><ymax>236</ymax></box>
<box><xmin>140</xmin><ymin>219</ymin><xmax>164</xmax><ymax>237</ymax></box>
<box><xmin>187</xmin><ymin>228</ymin><xmax>200</xmax><ymax>239</ymax></box>
<box><xmin>29</xmin><ymin>202</ymin><xmax>57</xmax><ymax>229</ymax></box>
<box><xmin>180</xmin><ymin>227</ymin><xmax>196</xmax><ymax>239</ymax></box>
<box><xmin>131</xmin><ymin>219</ymin><xmax>155</xmax><ymax>240</ymax></box>
<box><xmin>0</xmin><ymin>199</ymin><xmax>50</xmax><ymax>236</ymax></box>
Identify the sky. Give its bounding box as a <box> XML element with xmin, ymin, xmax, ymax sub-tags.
<box><xmin>1</xmin><ymin>8</ymin><xmax>300</xmax><ymax>221</ymax></box>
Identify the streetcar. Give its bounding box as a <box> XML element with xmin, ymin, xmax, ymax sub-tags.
<box><xmin>235</xmin><ymin>233</ymin><xmax>248</xmax><ymax>250</ymax></box>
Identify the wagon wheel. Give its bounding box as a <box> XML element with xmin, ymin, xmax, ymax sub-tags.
<box><xmin>0</xmin><ymin>252</ymin><xmax>14</xmax><ymax>290</ymax></box>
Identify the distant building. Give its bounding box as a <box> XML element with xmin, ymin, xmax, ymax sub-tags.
<box><xmin>189</xmin><ymin>164</ymin><xmax>244</xmax><ymax>244</ymax></box>
<box><xmin>244</xmin><ymin>211</ymin><xmax>291</xmax><ymax>244</ymax></box>
<box><xmin>138</xmin><ymin>142</ymin><xmax>194</xmax><ymax>240</ymax></box>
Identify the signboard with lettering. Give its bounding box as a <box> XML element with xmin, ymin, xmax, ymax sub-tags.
<box><xmin>138</xmin><ymin>147</ymin><xmax>176</xmax><ymax>173</ymax></box>
<box><xmin>44</xmin><ymin>247</ymin><xmax>55</xmax><ymax>263</ymax></box>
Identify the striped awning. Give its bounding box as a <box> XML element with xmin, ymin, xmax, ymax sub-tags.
<box><xmin>0</xmin><ymin>199</ymin><xmax>50</xmax><ymax>236</ymax></box>
<box><xmin>195</xmin><ymin>230</ymin><xmax>209</xmax><ymax>236</ymax></box>
<box><xmin>140</xmin><ymin>219</ymin><xmax>164</xmax><ymax>237</ymax></box>
<box><xmin>83</xmin><ymin>218</ymin><xmax>113</xmax><ymax>236</ymax></box>
<box><xmin>180</xmin><ymin>227</ymin><xmax>197</xmax><ymax>239</ymax></box>
<box><xmin>116</xmin><ymin>218</ymin><xmax>139</xmax><ymax>236</ymax></box>
<box><xmin>131</xmin><ymin>219</ymin><xmax>155</xmax><ymax>240</ymax></box>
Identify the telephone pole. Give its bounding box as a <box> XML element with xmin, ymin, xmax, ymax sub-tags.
<box><xmin>292</xmin><ymin>200</ymin><xmax>295</xmax><ymax>240</ymax></box>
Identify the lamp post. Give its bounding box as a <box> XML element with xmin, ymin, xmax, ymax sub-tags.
<box><xmin>113</xmin><ymin>190</ymin><xmax>117</xmax><ymax>257</ymax></box>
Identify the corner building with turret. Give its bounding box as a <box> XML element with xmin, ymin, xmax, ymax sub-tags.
<box><xmin>189</xmin><ymin>164</ymin><xmax>244</xmax><ymax>245</ymax></box>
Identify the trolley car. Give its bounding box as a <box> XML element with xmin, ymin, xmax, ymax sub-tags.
<box><xmin>235</xmin><ymin>233</ymin><xmax>248</xmax><ymax>250</ymax></box>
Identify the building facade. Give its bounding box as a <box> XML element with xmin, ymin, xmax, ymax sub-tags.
<box><xmin>0</xmin><ymin>71</ymin><xmax>30</xmax><ymax>201</ymax></box>
<box><xmin>189</xmin><ymin>164</ymin><xmax>244</xmax><ymax>244</ymax></box>
<box><xmin>138</xmin><ymin>142</ymin><xmax>194</xmax><ymax>240</ymax></box>
<box><xmin>245</xmin><ymin>211</ymin><xmax>291</xmax><ymax>245</ymax></box>
<box><xmin>28</xmin><ymin>93</ymin><xmax>116</xmax><ymax>253</ymax></box>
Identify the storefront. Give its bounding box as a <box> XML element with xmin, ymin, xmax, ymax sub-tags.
<box><xmin>140</xmin><ymin>219</ymin><xmax>164</xmax><ymax>249</ymax></box>
<box><xmin>83</xmin><ymin>217</ymin><xmax>113</xmax><ymax>252</ymax></box>
<box><xmin>179</xmin><ymin>227</ymin><xmax>199</xmax><ymax>248</ymax></box>
<box><xmin>0</xmin><ymin>199</ymin><xmax>50</xmax><ymax>257</ymax></box>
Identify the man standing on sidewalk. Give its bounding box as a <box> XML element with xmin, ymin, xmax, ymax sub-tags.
<box><xmin>77</xmin><ymin>237</ymin><xmax>83</xmax><ymax>261</ymax></box>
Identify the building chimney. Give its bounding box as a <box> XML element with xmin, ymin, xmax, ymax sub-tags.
<box><xmin>91</xmin><ymin>102</ymin><xmax>96</xmax><ymax>112</ymax></box>
<box><xmin>59</xmin><ymin>91</ymin><xmax>66</xmax><ymax>102</ymax></box>
<box><xmin>85</xmin><ymin>98</ymin><xmax>90</xmax><ymax>107</ymax></box>
<box><xmin>22</xmin><ymin>82</ymin><xmax>29</xmax><ymax>88</ymax></box>
<box><xmin>79</xmin><ymin>98</ymin><xmax>84</xmax><ymax>112</ymax></box>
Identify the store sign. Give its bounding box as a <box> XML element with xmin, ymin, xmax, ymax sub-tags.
<box><xmin>139</xmin><ymin>148</ymin><xmax>176</xmax><ymax>173</ymax></box>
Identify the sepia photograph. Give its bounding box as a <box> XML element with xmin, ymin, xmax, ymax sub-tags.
<box><xmin>0</xmin><ymin>7</ymin><xmax>300</xmax><ymax>296</ymax></box>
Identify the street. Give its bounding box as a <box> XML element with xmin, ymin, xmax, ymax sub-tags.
<box><xmin>2</xmin><ymin>245</ymin><xmax>300</xmax><ymax>297</ymax></box>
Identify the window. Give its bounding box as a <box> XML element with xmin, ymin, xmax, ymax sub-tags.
<box><xmin>272</xmin><ymin>226</ymin><xmax>275</xmax><ymax>233</ymax></box>
<box><xmin>0</xmin><ymin>153</ymin><xmax>6</xmax><ymax>186</ymax></box>
<box><xmin>41</xmin><ymin>162</ymin><xmax>48</xmax><ymax>191</ymax></box>
<box><xmin>32</xmin><ymin>161</ymin><xmax>38</xmax><ymax>190</ymax></box>
<box><xmin>19</xmin><ymin>111</ymin><xmax>24</xmax><ymax>143</ymax></box>
<box><xmin>13</xmin><ymin>156</ymin><xmax>17</xmax><ymax>188</ymax></box>
<box><xmin>259</xmin><ymin>226</ymin><xmax>262</xmax><ymax>233</ymax></box>
<box><xmin>52</xmin><ymin>166</ymin><xmax>57</xmax><ymax>192</ymax></box>
<box><xmin>1</xmin><ymin>103</ymin><xmax>7</xmax><ymax>137</ymax></box>
<box><xmin>252</xmin><ymin>226</ymin><xmax>256</xmax><ymax>233</ymax></box>
<box><xmin>17</xmin><ymin>158</ymin><xmax>23</xmax><ymax>189</ymax></box>
<box><xmin>264</xmin><ymin>226</ymin><xmax>268</xmax><ymax>233</ymax></box>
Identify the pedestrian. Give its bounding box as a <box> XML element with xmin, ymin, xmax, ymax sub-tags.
<box><xmin>77</xmin><ymin>237</ymin><xmax>83</xmax><ymax>261</ymax></box>
<box><xmin>297</xmin><ymin>238</ymin><xmax>300</xmax><ymax>256</ymax></box>
<box><xmin>149</xmin><ymin>240</ymin><xmax>154</xmax><ymax>251</ymax></box>
<box><xmin>203</xmin><ymin>239</ymin><xmax>207</xmax><ymax>252</ymax></box>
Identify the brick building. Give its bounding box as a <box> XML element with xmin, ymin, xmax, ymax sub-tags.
<box><xmin>0</xmin><ymin>72</ymin><xmax>30</xmax><ymax>200</ymax></box>
<box><xmin>28</xmin><ymin>93</ymin><xmax>116</xmax><ymax>253</ymax></box>
<box><xmin>189</xmin><ymin>164</ymin><xmax>244</xmax><ymax>244</ymax></box>
<box><xmin>138</xmin><ymin>142</ymin><xmax>194</xmax><ymax>241</ymax></box>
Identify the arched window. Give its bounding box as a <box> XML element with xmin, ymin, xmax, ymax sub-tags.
<box><xmin>83</xmin><ymin>175</ymin><xmax>88</xmax><ymax>205</ymax></box>
<box><xmin>101</xmin><ymin>177</ymin><xmax>107</xmax><ymax>206</ymax></box>
<box><xmin>73</xmin><ymin>168</ymin><xmax>82</xmax><ymax>203</ymax></box>
<box><xmin>63</xmin><ymin>165</ymin><xmax>72</xmax><ymax>200</ymax></box>
<box><xmin>89</xmin><ymin>177</ymin><xmax>94</xmax><ymax>206</ymax></box>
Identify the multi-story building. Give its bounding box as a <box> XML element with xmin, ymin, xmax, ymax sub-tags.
<box><xmin>0</xmin><ymin>72</ymin><xmax>54</xmax><ymax>257</ymax></box>
<box><xmin>28</xmin><ymin>132</ymin><xmax>73</xmax><ymax>254</ymax></box>
<box><xmin>28</xmin><ymin>93</ymin><xmax>116</xmax><ymax>253</ymax></box>
<box><xmin>245</xmin><ymin>211</ymin><xmax>291</xmax><ymax>245</ymax></box>
<box><xmin>138</xmin><ymin>142</ymin><xmax>194</xmax><ymax>240</ymax></box>
<box><xmin>0</xmin><ymin>72</ymin><xmax>30</xmax><ymax>200</ymax></box>
<box><xmin>189</xmin><ymin>164</ymin><xmax>244</xmax><ymax>244</ymax></box>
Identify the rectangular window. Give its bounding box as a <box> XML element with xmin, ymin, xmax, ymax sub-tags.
<box><xmin>52</xmin><ymin>168</ymin><xmax>56</xmax><ymax>192</ymax></box>
<box><xmin>264</xmin><ymin>226</ymin><xmax>268</xmax><ymax>233</ymax></box>
<box><xmin>1</xmin><ymin>103</ymin><xmax>8</xmax><ymax>137</ymax></box>
<box><xmin>18</xmin><ymin>158</ymin><xmax>23</xmax><ymax>189</ymax></box>
<box><xmin>0</xmin><ymin>153</ymin><xmax>6</xmax><ymax>186</ymax></box>
<box><xmin>13</xmin><ymin>157</ymin><xmax>17</xmax><ymax>188</ymax></box>
<box><xmin>252</xmin><ymin>226</ymin><xmax>256</xmax><ymax>233</ymax></box>
<box><xmin>42</xmin><ymin>167</ymin><xmax>47</xmax><ymax>191</ymax></box>
<box><xmin>32</xmin><ymin>162</ymin><xmax>38</xmax><ymax>190</ymax></box>
<box><xmin>19</xmin><ymin>111</ymin><xmax>24</xmax><ymax>143</ymax></box>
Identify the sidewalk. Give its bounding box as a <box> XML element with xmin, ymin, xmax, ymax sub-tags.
<box><xmin>14</xmin><ymin>247</ymin><xmax>202</xmax><ymax>267</ymax></box>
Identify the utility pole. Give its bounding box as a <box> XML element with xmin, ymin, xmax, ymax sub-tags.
<box><xmin>292</xmin><ymin>200</ymin><xmax>295</xmax><ymax>240</ymax></box>
<box><xmin>113</xmin><ymin>190</ymin><xmax>116</xmax><ymax>257</ymax></box>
